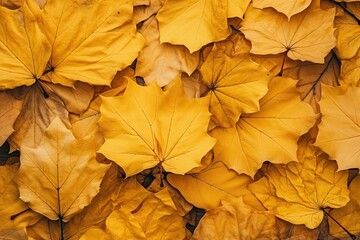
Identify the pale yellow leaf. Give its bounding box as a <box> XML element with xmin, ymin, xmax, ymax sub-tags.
<box><xmin>241</xmin><ymin>4</ymin><xmax>336</xmax><ymax>63</ymax></box>
<box><xmin>16</xmin><ymin>117</ymin><xmax>110</xmax><ymax>222</ymax></box>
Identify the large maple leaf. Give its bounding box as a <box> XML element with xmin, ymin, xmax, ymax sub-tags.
<box><xmin>240</xmin><ymin>4</ymin><xmax>336</xmax><ymax>63</ymax></box>
<box><xmin>315</xmin><ymin>85</ymin><xmax>360</xmax><ymax>170</ymax></box>
<box><xmin>211</xmin><ymin>77</ymin><xmax>317</xmax><ymax>177</ymax></box>
<box><xmin>99</xmin><ymin>80</ymin><xmax>216</xmax><ymax>177</ymax></box>
<box><xmin>39</xmin><ymin>0</ymin><xmax>144</xmax><ymax>86</ymax></box>
<box><xmin>248</xmin><ymin>136</ymin><xmax>350</xmax><ymax>229</ymax></box>
<box><xmin>15</xmin><ymin>117</ymin><xmax>109</xmax><ymax>222</ymax></box>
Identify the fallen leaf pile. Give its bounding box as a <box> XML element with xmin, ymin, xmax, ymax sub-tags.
<box><xmin>0</xmin><ymin>0</ymin><xmax>359</xmax><ymax>239</ymax></box>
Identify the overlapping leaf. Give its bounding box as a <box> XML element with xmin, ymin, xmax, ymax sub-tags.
<box><xmin>211</xmin><ymin>77</ymin><xmax>317</xmax><ymax>177</ymax></box>
<box><xmin>240</xmin><ymin>4</ymin><xmax>336</xmax><ymax>63</ymax></box>
<box><xmin>248</xmin><ymin>136</ymin><xmax>349</xmax><ymax>229</ymax></box>
<box><xmin>252</xmin><ymin>0</ymin><xmax>312</xmax><ymax>18</ymax></box>
<box><xmin>136</xmin><ymin>16</ymin><xmax>199</xmax><ymax>87</ymax></box>
<box><xmin>156</xmin><ymin>0</ymin><xmax>230</xmax><ymax>53</ymax></box>
<box><xmin>0</xmin><ymin>0</ymin><xmax>51</xmax><ymax>90</ymax></box>
<box><xmin>200</xmin><ymin>45</ymin><xmax>272</xmax><ymax>127</ymax></box>
<box><xmin>315</xmin><ymin>85</ymin><xmax>360</xmax><ymax>170</ymax></box>
<box><xmin>167</xmin><ymin>161</ymin><xmax>253</xmax><ymax>210</ymax></box>
<box><xmin>99</xmin><ymin>80</ymin><xmax>216</xmax><ymax>177</ymax></box>
<box><xmin>16</xmin><ymin>117</ymin><xmax>109</xmax><ymax>222</ymax></box>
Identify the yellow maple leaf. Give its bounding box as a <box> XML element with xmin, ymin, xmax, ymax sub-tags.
<box><xmin>156</xmin><ymin>0</ymin><xmax>230</xmax><ymax>53</ymax></box>
<box><xmin>248</xmin><ymin>136</ymin><xmax>350</xmax><ymax>229</ymax></box>
<box><xmin>99</xmin><ymin>80</ymin><xmax>216</xmax><ymax>177</ymax></box>
<box><xmin>329</xmin><ymin>175</ymin><xmax>360</xmax><ymax>238</ymax></box>
<box><xmin>0</xmin><ymin>0</ymin><xmax>51</xmax><ymax>90</ymax></box>
<box><xmin>252</xmin><ymin>0</ymin><xmax>312</xmax><ymax>19</ymax></box>
<box><xmin>240</xmin><ymin>4</ymin><xmax>336</xmax><ymax>63</ymax></box>
<box><xmin>315</xmin><ymin>85</ymin><xmax>360</xmax><ymax>170</ymax></box>
<box><xmin>167</xmin><ymin>161</ymin><xmax>253</xmax><ymax>210</ymax></box>
<box><xmin>200</xmin><ymin>45</ymin><xmax>272</xmax><ymax>127</ymax></box>
<box><xmin>15</xmin><ymin>117</ymin><xmax>109</xmax><ymax>222</ymax></box>
<box><xmin>39</xmin><ymin>0</ymin><xmax>144</xmax><ymax>87</ymax></box>
<box><xmin>211</xmin><ymin>77</ymin><xmax>317</xmax><ymax>177</ymax></box>
<box><xmin>227</xmin><ymin>0</ymin><xmax>251</xmax><ymax>18</ymax></box>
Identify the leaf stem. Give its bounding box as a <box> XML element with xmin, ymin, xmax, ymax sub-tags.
<box><xmin>278</xmin><ymin>52</ymin><xmax>288</xmax><ymax>76</ymax></box>
<box><xmin>159</xmin><ymin>164</ymin><xmax>164</xmax><ymax>188</ymax></box>
<box><xmin>10</xmin><ymin>208</ymin><xmax>30</xmax><ymax>220</ymax></box>
<box><xmin>323</xmin><ymin>209</ymin><xmax>356</xmax><ymax>239</ymax></box>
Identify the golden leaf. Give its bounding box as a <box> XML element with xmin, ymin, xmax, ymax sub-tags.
<box><xmin>315</xmin><ymin>85</ymin><xmax>360</xmax><ymax>170</ymax></box>
<box><xmin>211</xmin><ymin>77</ymin><xmax>317</xmax><ymax>177</ymax></box>
<box><xmin>15</xmin><ymin>117</ymin><xmax>109</xmax><ymax>222</ymax></box>
<box><xmin>136</xmin><ymin>16</ymin><xmax>199</xmax><ymax>87</ymax></box>
<box><xmin>329</xmin><ymin>175</ymin><xmax>360</xmax><ymax>238</ymax></box>
<box><xmin>132</xmin><ymin>188</ymin><xmax>186</xmax><ymax>239</ymax></box>
<box><xmin>0</xmin><ymin>163</ymin><xmax>41</xmax><ymax>237</ymax></box>
<box><xmin>248</xmin><ymin>137</ymin><xmax>349</xmax><ymax>229</ymax></box>
<box><xmin>227</xmin><ymin>0</ymin><xmax>250</xmax><ymax>18</ymax></box>
<box><xmin>0</xmin><ymin>0</ymin><xmax>51</xmax><ymax>90</ymax></box>
<box><xmin>252</xmin><ymin>0</ymin><xmax>312</xmax><ymax>19</ymax></box>
<box><xmin>240</xmin><ymin>4</ymin><xmax>336</xmax><ymax>63</ymax></box>
<box><xmin>99</xmin><ymin>80</ymin><xmax>216</xmax><ymax>177</ymax></box>
<box><xmin>40</xmin><ymin>0</ymin><xmax>144</xmax><ymax>86</ymax></box>
<box><xmin>167</xmin><ymin>161</ymin><xmax>252</xmax><ymax>210</ymax></box>
<box><xmin>200</xmin><ymin>45</ymin><xmax>272</xmax><ymax>127</ymax></box>
<box><xmin>156</xmin><ymin>0</ymin><xmax>230</xmax><ymax>53</ymax></box>
<box><xmin>0</xmin><ymin>92</ymin><xmax>22</xmax><ymax>146</ymax></box>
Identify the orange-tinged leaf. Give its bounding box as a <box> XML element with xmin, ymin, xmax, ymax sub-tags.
<box><xmin>156</xmin><ymin>0</ymin><xmax>230</xmax><ymax>53</ymax></box>
<box><xmin>167</xmin><ymin>161</ymin><xmax>252</xmax><ymax>210</ymax></box>
<box><xmin>240</xmin><ymin>4</ymin><xmax>336</xmax><ymax>63</ymax></box>
<box><xmin>0</xmin><ymin>163</ymin><xmax>41</xmax><ymax>236</ymax></box>
<box><xmin>40</xmin><ymin>0</ymin><xmax>144</xmax><ymax>86</ymax></box>
<box><xmin>8</xmin><ymin>83</ymin><xmax>69</xmax><ymax>149</ymax></box>
<box><xmin>99</xmin><ymin>80</ymin><xmax>216</xmax><ymax>177</ymax></box>
<box><xmin>0</xmin><ymin>0</ymin><xmax>51</xmax><ymax>90</ymax></box>
<box><xmin>15</xmin><ymin>117</ymin><xmax>109</xmax><ymax>222</ymax></box>
<box><xmin>200</xmin><ymin>45</ymin><xmax>272</xmax><ymax>127</ymax></box>
<box><xmin>252</xmin><ymin>0</ymin><xmax>312</xmax><ymax>19</ymax></box>
<box><xmin>136</xmin><ymin>16</ymin><xmax>199</xmax><ymax>87</ymax></box>
<box><xmin>46</xmin><ymin>82</ymin><xmax>94</xmax><ymax>115</ymax></box>
<box><xmin>133</xmin><ymin>0</ymin><xmax>164</xmax><ymax>24</ymax></box>
<box><xmin>0</xmin><ymin>92</ymin><xmax>22</xmax><ymax>146</ymax></box>
<box><xmin>329</xmin><ymin>175</ymin><xmax>360</xmax><ymax>238</ymax></box>
<box><xmin>284</xmin><ymin>52</ymin><xmax>340</xmax><ymax>112</ymax></box>
<box><xmin>315</xmin><ymin>85</ymin><xmax>360</xmax><ymax>170</ymax></box>
<box><xmin>248</xmin><ymin>137</ymin><xmax>349</xmax><ymax>229</ymax></box>
<box><xmin>212</xmin><ymin>77</ymin><xmax>317</xmax><ymax>177</ymax></box>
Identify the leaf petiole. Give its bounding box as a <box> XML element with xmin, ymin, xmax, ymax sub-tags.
<box><xmin>323</xmin><ymin>208</ymin><xmax>356</xmax><ymax>240</ymax></box>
